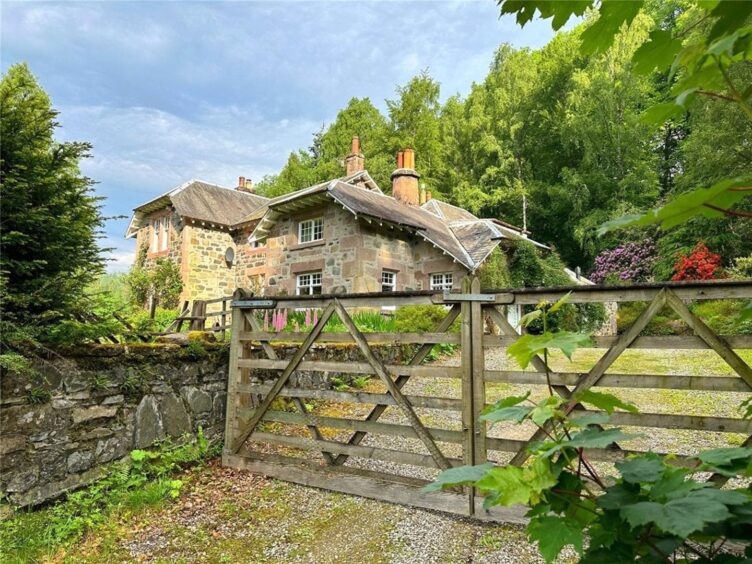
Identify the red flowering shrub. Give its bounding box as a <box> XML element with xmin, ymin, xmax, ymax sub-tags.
<box><xmin>671</xmin><ymin>243</ymin><xmax>724</xmax><ymax>281</ymax></box>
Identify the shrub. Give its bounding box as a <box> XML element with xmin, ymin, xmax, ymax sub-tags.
<box><xmin>394</xmin><ymin>305</ymin><xmax>458</xmax><ymax>333</ymax></box>
<box><xmin>589</xmin><ymin>240</ymin><xmax>656</xmax><ymax>284</ymax></box>
<box><xmin>126</xmin><ymin>246</ymin><xmax>183</xmax><ymax>309</ymax></box>
<box><xmin>672</xmin><ymin>242</ymin><xmax>724</xmax><ymax>281</ymax></box>
<box><xmin>729</xmin><ymin>254</ymin><xmax>752</xmax><ymax>280</ymax></box>
<box><xmin>128</xmin><ymin>307</ymin><xmax>180</xmax><ymax>333</ymax></box>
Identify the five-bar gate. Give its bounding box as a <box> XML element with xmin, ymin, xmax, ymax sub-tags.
<box><xmin>222</xmin><ymin>279</ymin><xmax>752</xmax><ymax>521</ymax></box>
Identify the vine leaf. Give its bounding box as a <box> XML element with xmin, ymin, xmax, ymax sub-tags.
<box><xmin>422</xmin><ymin>462</ymin><xmax>494</xmax><ymax>492</ymax></box>
<box><xmin>616</xmin><ymin>455</ymin><xmax>664</xmax><ymax>484</ymax></box>
<box><xmin>481</xmin><ymin>392</ymin><xmax>532</xmax><ymax>424</ymax></box>
<box><xmin>575</xmin><ymin>390</ymin><xmax>639</xmax><ymax>414</ymax></box>
<box><xmin>528</xmin><ymin>515</ymin><xmax>584</xmax><ymax>563</ymax></box>
<box><xmin>620</xmin><ymin>489</ymin><xmax>749</xmax><ymax>537</ymax></box>
<box><xmin>598</xmin><ymin>177</ymin><xmax>752</xmax><ymax>234</ymax></box>
<box><xmin>632</xmin><ymin>29</ymin><xmax>682</xmax><ymax>75</ymax></box>
<box><xmin>508</xmin><ymin>331</ymin><xmax>592</xmax><ymax>368</ymax></box>
<box><xmin>696</xmin><ymin>447</ymin><xmax>752</xmax><ymax>477</ymax></box>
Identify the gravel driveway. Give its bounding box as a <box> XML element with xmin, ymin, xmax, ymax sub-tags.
<box><xmin>60</xmin><ymin>347</ymin><xmax>748</xmax><ymax>562</ymax></box>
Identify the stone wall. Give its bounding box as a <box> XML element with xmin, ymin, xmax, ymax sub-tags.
<box><xmin>0</xmin><ymin>342</ymin><xmax>399</xmax><ymax>507</ymax></box>
<box><xmin>182</xmin><ymin>225</ymin><xmax>236</xmax><ymax>301</ymax></box>
<box><xmin>0</xmin><ymin>344</ymin><xmax>229</xmax><ymax>507</ymax></box>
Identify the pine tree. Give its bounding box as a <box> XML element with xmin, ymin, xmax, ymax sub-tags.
<box><xmin>0</xmin><ymin>63</ymin><xmax>106</xmax><ymax>322</ymax></box>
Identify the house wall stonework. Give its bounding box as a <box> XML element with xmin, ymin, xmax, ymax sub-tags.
<box><xmin>132</xmin><ymin>200</ymin><xmax>471</xmax><ymax>302</ymax></box>
<box><xmin>182</xmin><ymin>225</ymin><xmax>236</xmax><ymax>301</ymax></box>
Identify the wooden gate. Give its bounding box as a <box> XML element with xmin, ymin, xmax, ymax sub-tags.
<box><xmin>222</xmin><ymin>280</ymin><xmax>752</xmax><ymax>521</ymax></box>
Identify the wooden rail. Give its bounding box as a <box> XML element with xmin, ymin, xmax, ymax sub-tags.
<box><xmin>223</xmin><ymin>280</ymin><xmax>752</xmax><ymax>522</ymax></box>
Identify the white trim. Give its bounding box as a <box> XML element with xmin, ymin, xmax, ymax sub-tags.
<box><xmin>381</xmin><ymin>270</ymin><xmax>396</xmax><ymax>292</ymax></box>
<box><xmin>298</xmin><ymin>217</ymin><xmax>324</xmax><ymax>243</ymax></box>
<box><xmin>430</xmin><ymin>272</ymin><xmax>454</xmax><ymax>291</ymax></box>
<box><xmin>296</xmin><ymin>271</ymin><xmax>323</xmax><ymax>295</ymax></box>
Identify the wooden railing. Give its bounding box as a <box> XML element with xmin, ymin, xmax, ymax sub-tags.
<box><xmin>222</xmin><ymin>279</ymin><xmax>752</xmax><ymax>522</ymax></box>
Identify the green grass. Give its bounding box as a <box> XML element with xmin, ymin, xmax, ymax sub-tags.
<box><xmin>0</xmin><ymin>431</ymin><xmax>217</xmax><ymax>563</ymax></box>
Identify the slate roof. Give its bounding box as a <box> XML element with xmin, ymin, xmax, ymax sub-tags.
<box><xmin>126</xmin><ymin>180</ymin><xmax>269</xmax><ymax>237</ymax></box>
<box><xmin>128</xmin><ymin>170</ymin><xmax>548</xmax><ymax>271</ymax></box>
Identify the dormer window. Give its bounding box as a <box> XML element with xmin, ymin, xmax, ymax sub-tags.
<box><xmin>298</xmin><ymin>218</ymin><xmax>323</xmax><ymax>243</ymax></box>
<box><xmin>150</xmin><ymin>216</ymin><xmax>169</xmax><ymax>255</ymax></box>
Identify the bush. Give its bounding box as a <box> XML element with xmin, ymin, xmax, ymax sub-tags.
<box><xmin>126</xmin><ymin>246</ymin><xmax>183</xmax><ymax>309</ymax></box>
<box><xmin>672</xmin><ymin>242</ymin><xmax>724</xmax><ymax>281</ymax></box>
<box><xmin>394</xmin><ymin>305</ymin><xmax>459</xmax><ymax>333</ymax></box>
<box><xmin>729</xmin><ymin>254</ymin><xmax>752</xmax><ymax>280</ymax></box>
<box><xmin>128</xmin><ymin>307</ymin><xmax>180</xmax><ymax>333</ymax></box>
<box><xmin>589</xmin><ymin>240</ymin><xmax>656</xmax><ymax>284</ymax></box>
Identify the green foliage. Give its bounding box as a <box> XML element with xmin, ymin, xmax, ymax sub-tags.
<box><xmin>428</xmin><ymin>289</ymin><xmax>752</xmax><ymax>563</ymax></box>
<box><xmin>0</xmin><ymin>429</ymin><xmax>216</xmax><ymax>561</ymax></box>
<box><xmin>128</xmin><ymin>307</ymin><xmax>180</xmax><ymax>333</ymax></box>
<box><xmin>126</xmin><ymin>249</ymin><xmax>183</xmax><ymax>310</ymax></box>
<box><xmin>477</xmin><ymin>247</ymin><xmax>513</xmax><ymax>290</ymax></box>
<box><xmin>394</xmin><ymin>305</ymin><xmax>458</xmax><ymax>334</ymax></box>
<box><xmin>27</xmin><ymin>386</ymin><xmax>51</xmax><ymax>405</ymax></box>
<box><xmin>0</xmin><ymin>63</ymin><xmax>106</xmax><ymax>323</ymax></box>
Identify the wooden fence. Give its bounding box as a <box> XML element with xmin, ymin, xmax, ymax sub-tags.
<box><xmin>222</xmin><ymin>279</ymin><xmax>752</xmax><ymax>522</ymax></box>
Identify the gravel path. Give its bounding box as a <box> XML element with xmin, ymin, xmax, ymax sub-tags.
<box><xmin>60</xmin><ymin>347</ymin><xmax>748</xmax><ymax>563</ymax></box>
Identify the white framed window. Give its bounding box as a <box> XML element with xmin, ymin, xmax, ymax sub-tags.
<box><xmin>160</xmin><ymin>217</ymin><xmax>169</xmax><ymax>251</ymax></box>
<box><xmin>150</xmin><ymin>216</ymin><xmax>169</xmax><ymax>253</ymax></box>
<box><xmin>296</xmin><ymin>271</ymin><xmax>323</xmax><ymax>295</ymax></box>
<box><xmin>381</xmin><ymin>271</ymin><xmax>396</xmax><ymax>292</ymax></box>
<box><xmin>430</xmin><ymin>272</ymin><xmax>453</xmax><ymax>291</ymax></box>
<box><xmin>298</xmin><ymin>218</ymin><xmax>324</xmax><ymax>243</ymax></box>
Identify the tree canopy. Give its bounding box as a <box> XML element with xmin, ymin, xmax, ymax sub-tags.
<box><xmin>0</xmin><ymin>63</ymin><xmax>106</xmax><ymax>322</ymax></box>
<box><xmin>257</xmin><ymin>1</ymin><xmax>752</xmax><ymax>274</ymax></box>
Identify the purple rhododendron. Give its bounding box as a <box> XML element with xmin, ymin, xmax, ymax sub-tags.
<box><xmin>590</xmin><ymin>240</ymin><xmax>656</xmax><ymax>284</ymax></box>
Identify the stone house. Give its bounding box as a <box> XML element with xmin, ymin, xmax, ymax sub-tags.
<box><xmin>126</xmin><ymin>137</ymin><xmax>550</xmax><ymax>303</ymax></box>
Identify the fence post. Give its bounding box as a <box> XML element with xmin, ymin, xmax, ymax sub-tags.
<box><xmin>223</xmin><ymin>296</ymin><xmax>245</xmax><ymax>456</ymax></box>
<box><xmin>460</xmin><ymin>276</ymin><xmax>476</xmax><ymax>516</ymax></box>
<box><xmin>470</xmin><ymin>277</ymin><xmax>487</xmax><ymax>468</ymax></box>
<box><xmin>190</xmin><ymin>300</ymin><xmax>207</xmax><ymax>331</ymax></box>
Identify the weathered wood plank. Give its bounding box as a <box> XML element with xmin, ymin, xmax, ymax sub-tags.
<box><xmin>470</xmin><ymin>277</ymin><xmax>486</xmax><ymax>466</ymax></box>
<box><xmin>461</xmin><ymin>278</ymin><xmax>476</xmax><ymax>515</ymax></box>
<box><xmin>248</xmin><ymin>431</ymin><xmax>462</xmax><ymax>469</ymax></box>
<box><xmin>332</xmin><ymin>305</ymin><xmax>461</xmax><ymax>467</ymax></box>
<box><xmin>482</xmin><ymin>334</ymin><xmax>752</xmax><ymax>349</ymax></box>
<box><xmin>239</xmin><ymin>331</ymin><xmax>461</xmax><ymax>345</ymax></box>
<box><xmin>333</xmin><ymin>300</ymin><xmax>451</xmax><ymax>470</ymax></box>
<box><xmin>484</xmin><ymin>370</ymin><xmax>751</xmax><ymax>392</ymax></box>
<box><xmin>223</xmin><ymin>453</ymin><xmax>528</xmax><ymax>523</ymax></box>
<box><xmin>664</xmin><ymin>289</ymin><xmax>752</xmax><ymax>390</ymax></box>
<box><xmin>494</xmin><ymin>280</ymin><xmax>752</xmax><ymax>305</ymax></box>
<box><xmin>222</xmin><ymin>297</ymin><xmax>246</xmax><ymax>455</ymax></box>
<box><xmin>230</xmin><ymin>302</ymin><xmax>336</xmax><ymax>453</ymax></box>
<box><xmin>237</xmin><ymin>358</ymin><xmax>462</xmax><ymax>378</ymax></box>
<box><xmin>237</xmin><ymin>384</ymin><xmax>462</xmax><ymax>410</ymax></box>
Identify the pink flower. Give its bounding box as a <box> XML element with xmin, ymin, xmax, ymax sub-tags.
<box><xmin>305</xmin><ymin>309</ymin><xmax>311</xmax><ymax>327</ymax></box>
<box><xmin>313</xmin><ymin>310</ymin><xmax>318</xmax><ymax>326</ymax></box>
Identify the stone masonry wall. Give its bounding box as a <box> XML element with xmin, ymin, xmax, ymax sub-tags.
<box><xmin>0</xmin><ymin>342</ymin><xmax>399</xmax><ymax>507</ymax></box>
<box><xmin>182</xmin><ymin>225</ymin><xmax>237</xmax><ymax>300</ymax></box>
<box><xmin>0</xmin><ymin>344</ymin><xmax>229</xmax><ymax>507</ymax></box>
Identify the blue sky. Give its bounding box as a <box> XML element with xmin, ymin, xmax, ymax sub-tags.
<box><xmin>2</xmin><ymin>1</ymin><xmax>557</xmax><ymax>271</ymax></box>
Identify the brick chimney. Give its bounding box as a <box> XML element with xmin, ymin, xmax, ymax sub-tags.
<box><xmin>344</xmin><ymin>136</ymin><xmax>365</xmax><ymax>176</ymax></box>
<box><xmin>236</xmin><ymin>176</ymin><xmax>255</xmax><ymax>193</ymax></box>
<box><xmin>391</xmin><ymin>148</ymin><xmax>420</xmax><ymax>206</ymax></box>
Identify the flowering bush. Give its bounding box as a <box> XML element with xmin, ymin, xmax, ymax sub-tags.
<box><xmin>589</xmin><ymin>240</ymin><xmax>656</xmax><ymax>284</ymax></box>
<box><xmin>672</xmin><ymin>243</ymin><xmax>723</xmax><ymax>281</ymax></box>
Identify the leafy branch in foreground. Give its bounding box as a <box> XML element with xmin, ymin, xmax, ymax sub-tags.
<box><xmin>497</xmin><ymin>0</ymin><xmax>752</xmax><ymax>232</ymax></box>
<box><xmin>426</xmin><ymin>294</ymin><xmax>752</xmax><ymax>562</ymax></box>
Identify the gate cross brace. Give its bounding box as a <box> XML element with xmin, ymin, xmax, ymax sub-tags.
<box><xmin>333</xmin><ymin>299</ymin><xmax>452</xmax><ymax>470</ymax></box>
<box><xmin>230</xmin><ymin>301</ymin><xmax>336</xmax><ymax>453</ymax></box>
<box><xmin>662</xmin><ymin>290</ymin><xmax>752</xmax><ymax>485</ymax></box>
<box><xmin>508</xmin><ymin>289</ymin><xmax>669</xmax><ymax>466</ymax></box>
<box><xmin>242</xmin><ymin>311</ymin><xmax>335</xmax><ymax>465</ymax></box>
<box><xmin>332</xmin><ymin>304</ymin><xmax>461</xmax><ymax>466</ymax></box>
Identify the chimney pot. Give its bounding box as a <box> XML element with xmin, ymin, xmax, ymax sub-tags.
<box><xmin>238</xmin><ymin>176</ymin><xmax>245</xmax><ymax>188</ymax></box>
<box><xmin>344</xmin><ymin>135</ymin><xmax>365</xmax><ymax>176</ymax></box>
<box><xmin>426</xmin><ymin>190</ymin><xmax>432</xmax><ymax>201</ymax></box>
<box><xmin>391</xmin><ymin>148</ymin><xmax>420</xmax><ymax>206</ymax></box>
